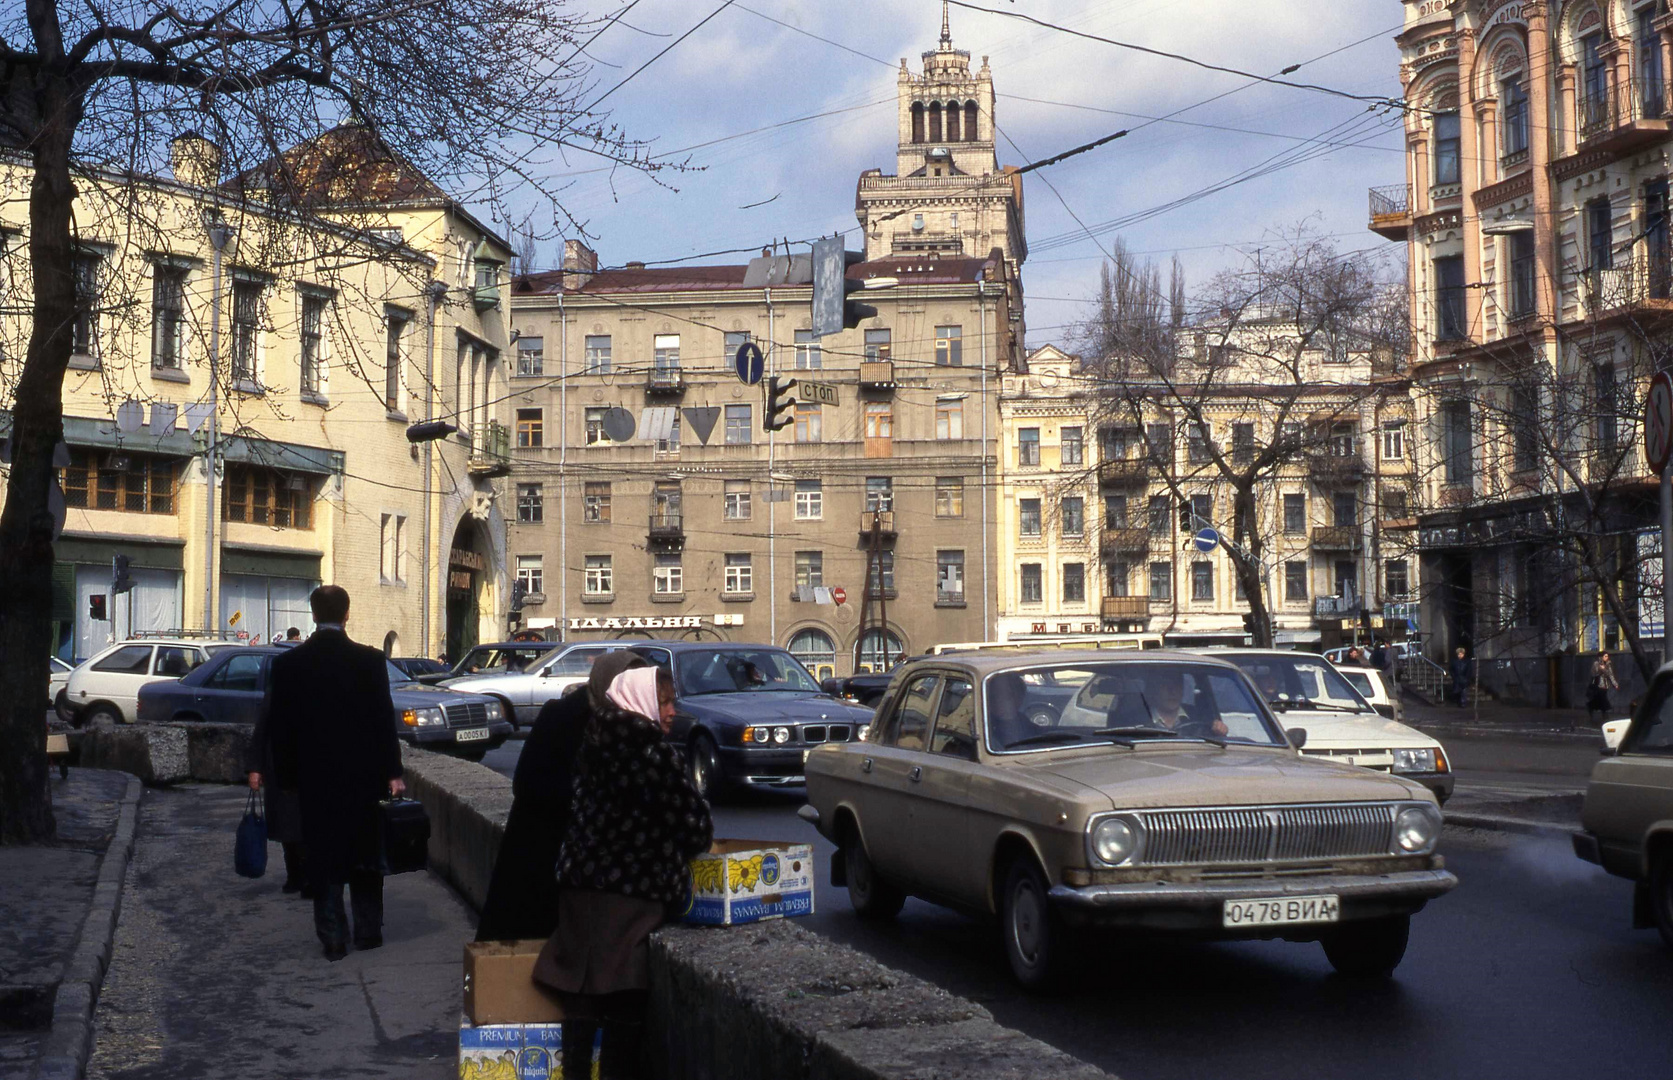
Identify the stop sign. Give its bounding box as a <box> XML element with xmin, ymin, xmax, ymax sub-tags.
<box><xmin>832</xmin><ymin>587</ymin><xmax>847</xmax><ymax>605</ymax></box>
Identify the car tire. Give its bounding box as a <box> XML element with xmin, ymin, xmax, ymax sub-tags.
<box><xmin>1650</xmin><ymin>848</ymin><xmax>1673</xmax><ymax>951</ymax></box>
<box><xmin>54</xmin><ymin>690</ymin><xmax>74</xmax><ymax>724</ymax></box>
<box><xmin>843</xmin><ymin>825</ymin><xmax>905</xmax><ymax>920</ymax></box>
<box><xmin>1001</xmin><ymin>857</ymin><xmax>1074</xmax><ymax>991</ymax></box>
<box><xmin>1321</xmin><ymin>914</ymin><xmax>1410</xmax><ymax>978</ymax></box>
<box><xmin>83</xmin><ymin>704</ymin><xmax>122</xmax><ymax>729</ymax></box>
<box><xmin>687</xmin><ymin>732</ymin><xmax>723</xmax><ymax>803</ymax></box>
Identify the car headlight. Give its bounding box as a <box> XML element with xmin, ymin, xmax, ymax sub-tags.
<box><xmin>401</xmin><ymin>706</ymin><xmax>446</xmax><ymax>729</ymax></box>
<box><xmin>483</xmin><ymin>701</ymin><xmax>503</xmax><ymax>720</ymax></box>
<box><xmin>1091</xmin><ymin>817</ymin><xmax>1136</xmax><ymax>866</ymax></box>
<box><xmin>1393</xmin><ymin>805</ymin><xmax>1440</xmax><ymax>854</ymax></box>
<box><xmin>857</xmin><ymin>724</ymin><xmax>871</xmax><ymax>742</ymax></box>
<box><xmin>1391</xmin><ymin>747</ymin><xmax>1437</xmax><ymax>774</ymax></box>
<box><xmin>773</xmin><ymin>726</ymin><xmax>791</xmax><ymax>745</ymax></box>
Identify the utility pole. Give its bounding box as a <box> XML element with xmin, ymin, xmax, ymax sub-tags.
<box><xmin>202</xmin><ymin>212</ymin><xmax>235</xmax><ymax>632</ymax></box>
<box><xmin>421</xmin><ymin>279</ymin><xmax>448</xmax><ymax>656</ymax></box>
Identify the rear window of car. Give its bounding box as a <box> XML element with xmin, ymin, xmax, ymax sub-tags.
<box><xmin>1341</xmin><ymin>671</ymin><xmax>1376</xmax><ymax>698</ymax></box>
<box><xmin>92</xmin><ymin>645</ymin><xmax>152</xmax><ymax>674</ymax></box>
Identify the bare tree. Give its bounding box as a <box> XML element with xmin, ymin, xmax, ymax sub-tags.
<box><xmin>0</xmin><ymin>0</ymin><xmax>663</xmax><ymax>843</ymax></box>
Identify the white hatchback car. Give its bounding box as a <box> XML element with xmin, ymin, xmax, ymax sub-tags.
<box><xmin>65</xmin><ymin>639</ymin><xmax>240</xmax><ymax>726</ymax></box>
<box><xmin>1335</xmin><ymin>665</ymin><xmax>1404</xmax><ymax>724</ymax></box>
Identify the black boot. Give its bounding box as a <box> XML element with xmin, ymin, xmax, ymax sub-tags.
<box><xmin>598</xmin><ymin>1020</ymin><xmax>645</xmax><ymax>1080</ymax></box>
<box><xmin>562</xmin><ymin>1020</ymin><xmax>598</xmax><ymax>1080</ymax></box>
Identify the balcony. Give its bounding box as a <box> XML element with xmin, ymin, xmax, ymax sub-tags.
<box><xmin>645</xmin><ymin>366</ymin><xmax>686</xmax><ymax>395</ymax></box>
<box><xmin>1367</xmin><ymin>184</ymin><xmax>1411</xmax><ymax>242</ymax></box>
<box><xmin>1101</xmin><ymin>595</ymin><xmax>1150</xmax><ymax>620</ymax></box>
<box><xmin>468</xmin><ymin>419</ymin><xmax>511</xmax><ymax>478</ymax></box>
<box><xmin>1314</xmin><ymin>593</ymin><xmax>1362</xmax><ymax>619</ymax></box>
<box><xmin>858</xmin><ymin>509</ymin><xmax>897</xmax><ymax>542</ymax></box>
<box><xmin>1308</xmin><ymin>452</ymin><xmax>1366</xmax><ymax>485</ymax></box>
<box><xmin>1577</xmin><ymin>77</ymin><xmax>1671</xmax><ymax>158</ymax></box>
<box><xmin>1310</xmin><ymin>525</ymin><xmax>1362</xmax><ymax>551</ymax></box>
<box><xmin>890</xmin><ymin>230</ymin><xmax>964</xmax><ymax>255</ymax></box>
<box><xmin>1097</xmin><ymin>457</ymin><xmax>1150</xmax><ymax>486</ymax></box>
<box><xmin>1099</xmin><ymin>527</ymin><xmax>1150</xmax><ymax>557</ymax></box>
<box><xmin>648</xmin><ymin>510</ymin><xmax>684</xmax><ymax>548</ymax></box>
<box><xmin>1582</xmin><ymin>250</ymin><xmax>1673</xmax><ymax>318</ymax></box>
<box><xmin>859</xmin><ymin>361</ymin><xmax>896</xmax><ymax>389</ymax></box>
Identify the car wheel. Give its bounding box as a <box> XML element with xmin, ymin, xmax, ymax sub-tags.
<box><xmin>687</xmin><ymin>732</ymin><xmax>723</xmax><ymax>803</ymax></box>
<box><xmin>843</xmin><ymin>825</ymin><xmax>905</xmax><ymax>920</ymax></box>
<box><xmin>1001</xmin><ymin>857</ymin><xmax>1074</xmax><ymax>991</ymax></box>
<box><xmin>1650</xmin><ymin>849</ymin><xmax>1673</xmax><ymax>951</ymax></box>
<box><xmin>1024</xmin><ymin>704</ymin><xmax>1059</xmax><ymax>728</ymax></box>
<box><xmin>54</xmin><ymin>690</ymin><xmax>74</xmax><ymax>724</ymax></box>
<box><xmin>83</xmin><ymin>704</ymin><xmax>122</xmax><ymax>729</ymax></box>
<box><xmin>1321</xmin><ymin>914</ymin><xmax>1410</xmax><ymax>978</ymax></box>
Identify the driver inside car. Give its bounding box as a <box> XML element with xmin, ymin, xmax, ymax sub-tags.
<box><xmin>1143</xmin><ymin>668</ymin><xmax>1228</xmax><ymax>738</ymax></box>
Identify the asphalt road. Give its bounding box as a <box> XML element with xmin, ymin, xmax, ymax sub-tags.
<box><xmin>481</xmin><ymin>737</ymin><xmax>1673</xmax><ymax>1080</ymax></box>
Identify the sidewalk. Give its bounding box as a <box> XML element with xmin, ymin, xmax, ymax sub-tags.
<box><xmin>1402</xmin><ymin>697</ymin><xmax>1607</xmax><ymax>743</ymax></box>
<box><xmin>85</xmin><ymin>784</ymin><xmax>473</xmax><ymax>1080</ymax></box>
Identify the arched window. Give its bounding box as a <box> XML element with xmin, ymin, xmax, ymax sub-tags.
<box><xmin>964</xmin><ymin>101</ymin><xmax>979</xmax><ymax>141</ymax></box>
<box><xmin>857</xmin><ymin>629</ymin><xmax>904</xmax><ymax>674</ymax></box>
<box><xmin>382</xmin><ymin>631</ymin><xmax>399</xmax><ymax>657</ymax></box>
<box><xmin>789</xmin><ymin>629</ymin><xmax>837</xmax><ymax>681</ymax></box>
<box><xmin>928</xmin><ymin>102</ymin><xmax>943</xmax><ymax>143</ymax></box>
<box><xmin>911</xmin><ymin>102</ymin><xmax>925</xmax><ymax>144</ymax></box>
<box><xmin>945</xmin><ymin>102</ymin><xmax>961</xmax><ymax>141</ymax></box>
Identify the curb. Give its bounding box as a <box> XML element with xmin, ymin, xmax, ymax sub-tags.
<box><xmin>1412</xmin><ymin>724</ymin><xmax>1603</xmax><ymax>746</ymax></box>
<box><xmin>1443</xmin><ymin>810</ymin><xmax>1578</xmax><ymax>841</ymax></box>
<box><xmin>30</xmin><ymin>773</ymin><xmax>143</xmax><ymax>1080</ymax></box>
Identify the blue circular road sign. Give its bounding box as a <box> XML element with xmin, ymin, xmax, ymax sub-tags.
<box><xmin>735</xmin><ymin>342</ymin><xmax>765</xmax><ymax>386</ymax></box>
<box><xmin>1193</xmin><ymin>527</ymin><xmax>1219</xmax><ymax>553</ymax></box>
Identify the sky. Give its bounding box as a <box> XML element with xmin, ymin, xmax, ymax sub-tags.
<box><xmin>507</xmin><ymin>0</ymin><xmax>1411</xmax><ymax>351</ymax></box>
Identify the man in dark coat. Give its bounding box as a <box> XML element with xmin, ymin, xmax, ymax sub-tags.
<box><xmin>1448</xmin><ymin>646</ymin><xmax>1472</xmax><ymax>707</ymax></box>
<box><xmin>267</xmin><ymin>585</ymin><xmax>404</xmax><ymax>960</ymax></box>
<box><xmin>475</xmin><ymin>649</ymin><xmax>645</xmax><ymax>943</ymax></box>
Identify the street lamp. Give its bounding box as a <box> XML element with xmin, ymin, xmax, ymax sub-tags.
<box><xmin>202</xmin><ymin>210</ymin><xmax>236</xmax><ymax>633</ymax></box>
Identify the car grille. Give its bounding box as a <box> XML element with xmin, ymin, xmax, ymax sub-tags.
<box><xmin>443</xmin><ymin>702</ymin><xmax>489</xmax><ymax>729</ymax></box>
<box><xmin>1133</xmin><ymin>803</ymin><xmax>1398</xmax><ymax>866</ymax></box>
<box><xmin>800</xmin><ymin>724</ymin><xmax>854</xmax><ymax>744</ymax></box>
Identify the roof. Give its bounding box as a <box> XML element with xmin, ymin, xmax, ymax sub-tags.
<box><xmin>914</xmin><ymin>650</ymin><xmax>1242</xmax><ymax>675</ymax></box>
<box><xmin>227</xmin><ymin>124</ymin><xmax>446</xmax><ymax>206</ymax></box>
<box><xmin>514</xmin><ymin>253</ymin><xmax>998</xmax><ymax>297</ymax></box>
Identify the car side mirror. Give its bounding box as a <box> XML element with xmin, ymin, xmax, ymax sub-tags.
<box><xmin>1286</xmin><ymin>727</ymin><xmax>1308</xmax><ymax>750</ymax></box>
<box><xmin>1600</xmin><ymin>718</ymin><xmax>1630</xmax><ymax>754</ymax></box>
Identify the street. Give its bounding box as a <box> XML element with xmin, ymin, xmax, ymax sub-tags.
<box><xmin>482</xmin><ymin>734</ymin><xmax>1673</xmax><ymax>1080</ymax></box>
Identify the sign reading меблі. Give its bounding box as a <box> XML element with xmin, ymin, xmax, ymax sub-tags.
<box><xmin>567</xmin><ymin>615</ymin><xmax>705</xmax><ymax>630</ymax></box>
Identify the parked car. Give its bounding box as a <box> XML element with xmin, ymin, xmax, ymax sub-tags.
<box><xmin>417</xmin><ymin>640</ymin><xmax>562</xmax><ymax>685</ymax></box>
<box><xmin>1210</xmin><ymin>650</ymin><xmax>1453</xmax><ymax>803</ymax></box>
<box><xmin>389</xmin><ymin>656</ymin><xmax>450</xmax><ymax>680</ymax></box>
<box><xmin>136</xmin><ymin>646</ymin><xmax>512</xmax><ymax>759</ymax></box>
<box><xmin>48</xmin><ymin>656</ymin><xmax>73</xmax><ymax>712</ymax></box>
<box><xmin>801</xmin><ymin>650</ymin><xmax>1455</xmax><ymax>989</ymax></box>
<box><xmin>443</xmin><ymin>640</ymin><xmax>644</xmax><ymax>728</ymax></box>
<box><xmin>64</xmin><ymin>638</ymin><xmax>241</xmax><ymax>726</ymax></box>
<box><xmin>1575</xmin><ymin>667</ymin><xmax>1673</xmax><ymax>949</ymax></box>
<box><xmin>1336</xmin><ymin>665</ymin><xmax>1404</xmax><ymax>723</ymax></box>
<box><xmin>1324</xmin><ymin>642</ymin><xmax>1418</xmax><ymax>667</ymax></box>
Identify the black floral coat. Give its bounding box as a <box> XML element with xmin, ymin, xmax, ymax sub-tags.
<box><xmin>557</xmin><ymin>701</ymin><xmax>713</xmax><ymax>904</ymax></box>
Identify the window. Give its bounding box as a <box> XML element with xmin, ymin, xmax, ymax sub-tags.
<box><xmin>516</xmin><ymin>408</ymin><xmax>544</xmax><ymax>448</ymax></box>
<box><xmin>1191</xmin><ymin>561</ymin><xmax>1214</xmax><ymax>602</ymax></box>
<box><xmin>1283</xmin><ymin>493</ymin><xmax>1306</xmax><ymax>534</ymax></box>
<box><xmin>864</xmin><ymin>328</ymin><xmax>891</xmax><ymax>360</ymax></box>
<box><xmin>1581</xmin><ymin>33</ymin><xmax>1608</xmax><ymax>132</ymax></box>
<box><xmin>653</xmin><ymin>334</ymin><xmax>680</xmax><ymax>376</ymax></box>
<box><xmin>299</xmin><ymin>292</ymin><xmax>327</xmax><ymax>396</ymax></box>
<box><xmin>516</xmin><ymin>555</ymin><xmax>543</xmax><ymax>596</ymax></box>
<box><xmin>1435</xmin><ymin>256</ymin><xmax>1466</xmax><ymax>341</ymax></box>
<box><xmin>857</xmin><ymin>628</ymin><xmax>904</xmax><ymax>674</ymax></box>
<box><xmin>935</xmin><ymin>476</ymin><xmax>965</xmax><ymax>517</ymax></box>
<box><xmin>935</xmin><ymin>398</ymin><xmax>964</xmax><ymax>439</ymax></box>
<box><xmin>794</xmin><ymin>404</ymin><xmax>821</xmax><ymax>443</ymax></box>
<box><xmin>1501</xmin><ymin>74</ymin><xmax>1528</xmax><ymax>157</ymax></box>
<box><xmin>865</xmin><ymin>476</ymin><xmax>894</xmax><ymax>513</ymax></box>
<box><xmin>1106</xmin><ymin>561</ymin><xmax>1129</xmax><ymax>597</ymax></box>
<box><xmin>1232</xmin><ymin>423</ymin><xmax>1255</xmax><ymax>465</ymax></box>
<box><xmin>584</xmin><ymin>334</ymin><xmax>611</xmax><ymax>374</ymax></box>
<box><xmin>935</xmin><ymin>325</ymin><xmax>963</xmax><ymax>366</ymax></box>
<box><xmin>1187</xmin><ymin>423</ymin><xmax>1212</xmax><ymax>464</ymax></box>
<box><xmin>789</xmin><ymin>629</ymin><xmax>836</xmax><ymax>681</ymax></box>
<box><xmin>724</xmin><ymin>553</ymin><xmax>752</xmax><ymax>595</ymax></box>
<box><xmin>584</xmin><ymin>407</ymin><xmax>611</xmax><ymax>445</ymax></box>
<box><xmin>1020</xmin><ymin>563</ymin><xmax>1043</xmax><ymax>603</ymax></box>
<box><xmin>151</xmin><ymin>265</ymin><xmax>186</xmax><ymax>369</ymax></box>
<box><xmin>224</xmin><ymin>465</ymin><xmax>310</xmax><ymax>529</ymax></box>
<box><xmin>1509</xmin><ymin>228</ymin><xmax>1536</xmax><ymax>318</ymax></box>
<box><xmin>1019</xmin><ymin>498</ymin><xmax>1042</xmax><ymax>537</ymax></box>
<box><xmin>517</xmin><ymin>483</ymin><xmax>544</xmax><ymax>524</ymax></box>
<box><xmin>1063</xmin><ymin>562</ymin><xmax>1086</xmax><ymax>603</ymax></box>
<box><xmin>724</xmin><ymin>403</ymin><xmax>753</xmax><ymax>445</ymax></box>
<box><xmin>1060</xmin><ymin>426</ymin><xmax>1084</xmax><ymax>466</ymax></box>
<box><xmin>1104</xmin><ymin>493</ymin><xmax>1128</xmax><ymax>529</ymax></box>
<box><xmin>1018</xmin><ymin>427</ymin><xmax>1040</xmax><ymax>466</ymax></box>
<box><xmin>1333</xmin><ymin>491</ymin><xmax>1357</xmax><ymax>528</ymax></box>
<box><xmin>795</xmin><ymin>550</ymin><xmax>824</xmax><ymax>588</ymax></box>
<box><xmin>653</xmin><ymin>553</ymin><xmax>683</xmax><ymax>594</ymax></box>
<box><xmin>1596</xmin><ymin>362</ymin><xmax>1618</xmax><ymax>451</ymax></box>
<box><xmin>723</xmin><ymin>480</ymin><xmax>751</xmax><ymax>521</ymax></box>
<box><xmin>61</xmin><ymin>449</ymin><xmax>175</xmax><ymax>514</ymax></box>
<box><xmin>1433</xmin><ymin>111</ymin><xmax>1460</xmax><ymax>185</ymax></box>
<box><xmin>794</xmin><ymin>329</ymin><xmax>822</xmax><ymax>370</ymax></box>
<box><xmin>1145</xmin><ymin>423</ymin><xmax>1172</xmax><ymax>465</ymax></box>
<box><xmin>1385</xmin><ymin>489</ymin><xmax>1409</xmax><ymax>519</ymax></box>
<box><xmin>386</xmin><ymin>310</ymin><xmax>409</xmax><ymax>408</ymax></box>
<box><xmin>1643</xmin><ymin>7</ymin><xmax>1665</xmax><ymax>114</ymax></box>
<box><xmin>515</xmin><ymin>334</ymin><xmax>543</xmax><ymax>377</ymax></box>
<box><xmin>724</xmin><ymin>331</ymin><xmax>751</xmax><ymax>362</ymax></box>
<box><xmin>72</xmin><ymin>253</ymin><xmax>101</xmax><ymax>358</ymax></box>
<box><xmin>1189</xmin><ymin>493</ymin><xmax>1212</xmax><ymax>531</ymax></box>
<box><xmin>584</xmin><ymin>555</ymin><xmax>612</xmax><ymax>596</ymax></box>
<box><xmin>230</xmin><ymin>279</ymin><xmax>262</xmax><ymax>382</ymax></box>
<box><xmin>868</xmin><ymin>550</ymin><xmax>896</xmax><ymax>594</ymax></box>
<box><xmin>1062</xmin><ymin>496</ymin><xmax>1085</xmax><ymax>537</ymax></box>
<box><xmin>865</xmin><ymin>402</ymin><xmax>893</xmax><ymax>440</ymax></box>
<box><xmin>653</xmin><ymin>481</ymin><xmax>682</xmax><ymax>528</ymax></box>
<box><xmin>937</xmin><ymin>550</ymin><xmax>966</xmax><ymax>603</ymax></box>
<box><xmin>208</xmin><ymin>653</ymin><xmax>264</xmax><ymax>692</ymax></box>
<box><xmin>93</xmin><ymin>646</ymin><xmax>152</xmax><ymax>675</ymax></box>
<box><xmin>583</xmin><ymin>481</ymin><xmax>611</xmax><ymax>523</ymax></box>
<box><xmin>1285</xmin><ymin>560</ymin><xmax>1309</xmax><ymax>601</ymax></box>
<box><xmin>1588</xmin><ymin>198</ymin><xmax>1613</xmax><ymax>272</ymax></box>
<box><xmin>1444</xmin><ymin>401</ymin><xmax>1473</xmax><ymax>484</ymax></box>
<box><xmin>795</xmin><ymin>479</ymin><xmax>823</xmax><ymax>520</ymax></box>
<box><xmin>1334</xmin><ymin>560</ymin><xmax>1357</xmax><ymax>599</ymax></box>
<box><xmin>931</xmin><ymin>676</ymin><xmax>977</xmax><ymax>759</ymax></box>
<box><xmin>1511</xmin><ymin>386</ymin><xmax>1539</xmax><ymax>470</ymax></box>
<box><xmin>1382</xmin><ymin>423</ymin><xmax>1406</xmax><ymax>461</ymax></box>
<box><xmin>1386</xmin><ymin>558</ymin><xmax>1410</xmax><ymax>599</ymax></box>
<box><xmin>1100</xmin><ymin>426</ymin><xmax>1126</xmax><ymax>461</ymax></box>
<box><xmin>657</xmin><ymin>413</ymin><xmax>681</xmax><ymax>454</ymax></box>
<box><xmin>1149</xmin><ymin>561</ymin><xmax>1172</xmax><ymax>601</ymax></box>
<box><xmin>1147</xmin><ymin>495</ymin><xmax>1171</xmax><ymax>535</ymax></box>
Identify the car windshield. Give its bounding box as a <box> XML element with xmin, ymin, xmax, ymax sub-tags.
<box><xmin>387</xmin><ymin>661</ymin><xmax>417</xmax><ymax>685</ymax></box>
<box><xmin>1221</xmin><ymin>654</ymin><xmax>1377</xmax><ymax>714</ymax></box>
<box><xmin>984</xmin><ymin>661</ymin><xmax>1284</xmax><ymax>751</ymax></box>
<box><xmin>453</xmin><ymin>645</ymin><xmax>549</xmax><ymax>675</ymax></box>
<box><xmin>675</xmin><ymin>649</ymin><xmax>821</xmax><ymax>695</ymax></box>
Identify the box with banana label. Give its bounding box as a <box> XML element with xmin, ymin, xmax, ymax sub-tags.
<box><xmin>682</xmin><ymin>839</ymin><xmax>815</xmax><ymax>926</ymax></box>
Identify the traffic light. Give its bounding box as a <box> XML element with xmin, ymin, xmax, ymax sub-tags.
<box><xmin>764</xmin><ymin>376</ymin><xmax>797</xmax><ymax>432</ymax></box>
<box><xmin>810</xmin><ymin>237</ymin><xmax>876</xmax><ymax>336</ymax></box>
<box><xmin>509</xmin><ymin>580</ymin><xmax>528</xmax><ymax>612</ymax></box>
<box><xmin>112</xmin><ymin>555</ymin><xmax>134</xmax><ymax>596</ymax></box>
<box><xmin>89</xmin><ymin>594</ymin><xmax>107</xmax><ymax>621</ymax></box>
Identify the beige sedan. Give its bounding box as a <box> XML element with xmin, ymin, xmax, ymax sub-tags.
<box><xmin>802</xmin><ymin>651</ymin><xmax>1455</xmax><ymax>989</ymax></box>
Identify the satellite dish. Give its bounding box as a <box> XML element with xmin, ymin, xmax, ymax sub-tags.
<box><xmin>602</xmin><ymin>407</ymin><xmax>636</xmax><ymax>443</ymax></box>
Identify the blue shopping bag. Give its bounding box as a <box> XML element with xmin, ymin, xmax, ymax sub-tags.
<box><xmin>235</xmin><ymin>789</ymin><xmax>268</xmax><ymax>879</ymax></box>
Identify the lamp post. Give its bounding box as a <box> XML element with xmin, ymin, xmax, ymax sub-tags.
<box><xmin>202</xmin><ymin>211</ymin><xmax>236</xmax><ymax>632</ymax></box>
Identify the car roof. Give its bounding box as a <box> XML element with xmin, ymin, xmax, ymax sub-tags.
<box><xmin>469</xmin><ymin>641</ymin><xmax>560</xmax><ymax>651</ymax></box>
<box><xmin>106</xmin><ymin>638</ymin><xmax>236</xmax><ymax>649</ymax></box>
<box><xmin>901</xmin><ymin>648</ymin><xmax>1241</xmax><ymax>676</ymax></box>
<box><xmin>628</xmin><ymin>641</ymin><xmax>787</xmax><ymax>654</ymax></box>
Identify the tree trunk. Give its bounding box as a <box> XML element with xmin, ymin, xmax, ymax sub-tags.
<box><xmin>0</xmin><ymin>64</ymin><xmax>80</xmax><ymax>844</ymax></box>
<box><xmin>1231</xmin><ymin>485</ymin><xmax>1275</xmax><ymax>648</ymax></box>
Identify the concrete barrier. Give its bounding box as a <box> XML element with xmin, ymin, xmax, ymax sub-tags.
<box><xmin>79</xmin><ymin>723</ymin><xmax>252</xmax><ymax>785</ymax></box>
<box><xmin>398</xmin><ymin>746</ymin><xmax>1117</xmax><ymax>1080</ymax></box>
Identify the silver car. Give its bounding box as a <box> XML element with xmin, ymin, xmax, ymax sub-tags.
<box><xmin>442</xmin><ymin>641</ymin><xmax>641</xmax><ymax>727</ymax></box>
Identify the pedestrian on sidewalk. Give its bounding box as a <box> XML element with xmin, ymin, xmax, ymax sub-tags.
<box><xmin>534</xmin><ymin>666</ymin><xmax>712</xmax><ymax>1080</ymax></box>
<box><xmin>1369</xmin><ymin>640</ymin><xmax>1388</xmax><ymax>672</ymax></box>
<box><xmin>474</xmin><ymin>649</ymin><xmax>647</xmax><ymax>943</ymax></box>
<box><xmin>1448</xmin><ymin>647</ymin><xmax>1472</xmax><ymax>707</ymax></box>
<box><xmin>266</xmin><ymin>585</ymin><xmax>405</xmax><ymax>961</ymax></box>
<box><xmin>1586</xmin><ymin>652</ymin><xmax>1619</xmax><ymax>727</ymax></box>
<box><xmin>244</xmin><ymin>704</ymin><xmax>311</xmax><ymax>898</ymax></box>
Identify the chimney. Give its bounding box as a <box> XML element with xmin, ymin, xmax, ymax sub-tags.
<box><xmin>624</xmin><ymin>261</ymin><xmax>646</xmax><ymax>271</ymax></box>
<box><xmin>169</xmin><ymin>132</ymin><xmax>222</xmax><ymax>188</ymax></box>
<box><xmin>561</xmin><ymin>239</ymin><xmax>597</xmax><ymax>290</ymax></box>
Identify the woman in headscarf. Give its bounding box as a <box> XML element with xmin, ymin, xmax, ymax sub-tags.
<box><xmin>474</xmin><ymin>649</ymin><xmax>646</xmax><ymax>944</ymax></box>
<box><xmin>534</xmin><ymin>665</ymin><xmax>712</xmax><ymax>1080</ymax></box>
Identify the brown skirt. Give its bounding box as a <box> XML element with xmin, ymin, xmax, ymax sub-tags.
<box><xmin>531</xmin><ymin>889</ymin><xmax>666</xmax><ymax>997</ymax></box>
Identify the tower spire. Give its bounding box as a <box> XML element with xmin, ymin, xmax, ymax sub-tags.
<box><xmin>940</xmin><ymin>0</ymin><xmax>951</xmax><ymax>48</ymax></box>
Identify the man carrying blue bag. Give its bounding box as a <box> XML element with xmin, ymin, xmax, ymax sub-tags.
<box><xmin>264</xmin><ymin>585</ymin><xmax>405</xmax><ymax>961</ymax></box>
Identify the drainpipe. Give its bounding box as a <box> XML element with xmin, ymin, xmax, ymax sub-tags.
<box><xmin>766</xmin><ymin>288</ymin><xmax>776</xmax><ymax>645</ymax></box>
<box><xmin>202</xmin><ymin>216</ymin><xmax>233</xmax><ymax>631</ymax></box>
<box><xmin>979</xmin><ymin>282</ymin><xmax>991</xmax><ymax>637</ymax></box>
<box><xmin>421</xmin><ymin>279</ymin><xmax>447</xmax><ymax>656</ymax></box>
<box><xmin>559</xmin><ymin>292</ymin><xmax>568</xmax><ymax>641</ymax></box>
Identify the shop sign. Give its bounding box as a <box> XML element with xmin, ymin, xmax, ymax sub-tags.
<box><xmin>450</xmin><ymin>548</ymin><xmax>487</xmax><ymax>571</ymax></box>
<box><xmin>567</xmin><ymin>615</ymin><xmax>705</xmax><ymax>631</ymax></box>
<box><xmin>1030</xmin><ymin>621</ymin><xmax>1101</xmax><ymax>635</ymax></box>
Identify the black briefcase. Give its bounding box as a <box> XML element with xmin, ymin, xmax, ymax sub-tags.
<box><xmin>380</xmin><ymin>797</ymin><xmax>431</xmax><ymax>875</ymax></box>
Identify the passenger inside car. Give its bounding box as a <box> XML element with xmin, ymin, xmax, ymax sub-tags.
<box><xmin>985</xmin><ymin>673</ymin><xmax>1031</xmax><ymax>747</ymax></box>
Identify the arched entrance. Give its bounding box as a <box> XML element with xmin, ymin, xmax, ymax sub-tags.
<box><xmin>445</xmin><ymin>518</ymin><xmax>492</xmax><ymax>663</ymax></box>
